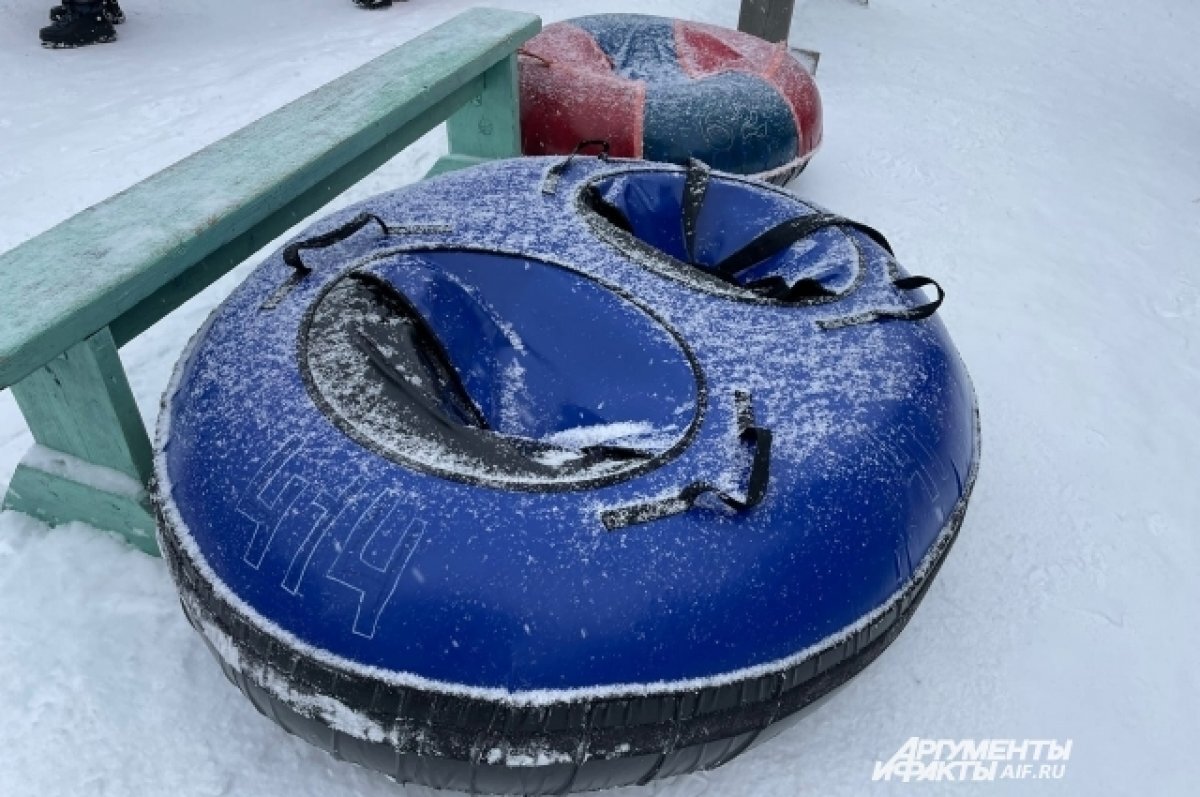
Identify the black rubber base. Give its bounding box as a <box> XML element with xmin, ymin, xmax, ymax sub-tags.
<box><xmin>157</xmin><ymin>461</ymin><xmax>973</xmax><ymax>795</ymax></box>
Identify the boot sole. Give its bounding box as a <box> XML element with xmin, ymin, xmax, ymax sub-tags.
<box><xmin>41</xmin><ymin>32</ymin><xmax>117</xmax><ymax>48</ymax></box>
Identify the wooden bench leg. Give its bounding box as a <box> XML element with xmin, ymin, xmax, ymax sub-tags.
<box><xmin>428</xmin><ymin>53</ymin><xmax>522</xmax><ymax>178</ymax></box>
<box><xmin>2</xmin><ymin>327</ymin><xmax>158</xmax><ymax>555</ymax></box>
<box><xmin>738</xmin><ymin>0</ymin><xmax>797</xmax><ymax>43</ymax></box>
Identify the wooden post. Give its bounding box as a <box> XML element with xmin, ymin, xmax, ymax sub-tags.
<box><xmin>3</xmin><ymin>328</ymin><xmax>158</xmax><ymax>553</ymax></box>
<box><xmin>432</xmin><ymin>53</ymin><xmax>522</xmax><ymax>177</ymax></box>
<box><xmin>738</xmin><ymin>0</ymin><xmax>797</xmax><ymax>44</ymax></box>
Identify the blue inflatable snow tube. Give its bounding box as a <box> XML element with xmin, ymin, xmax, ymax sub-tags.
<box><xmin>156</xmin><ymin>156</ymin><xmax>979</xmax><ymax>794</ymax></box>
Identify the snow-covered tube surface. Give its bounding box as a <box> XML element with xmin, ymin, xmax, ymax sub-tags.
<box><xmin>520</xmin><ymin>14</ymin><xmax>822</xmax><ymax>184</ymax></box>
<box><xmin>155</xmin><ymin>156</ymin><xmax>979</xmax><ymax>794</ymax></box>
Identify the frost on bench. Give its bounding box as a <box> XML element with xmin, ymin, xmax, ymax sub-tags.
<box><xmin>0</xmin><ymin>8</ymin><xmax>541</xmax><ymax>553</ymax></box>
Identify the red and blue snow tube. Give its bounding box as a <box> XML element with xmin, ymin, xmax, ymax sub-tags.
<box><xmin>520</xmin><ymin>14</ymin><xmax>822</xmax><ymax>184</ymax></box>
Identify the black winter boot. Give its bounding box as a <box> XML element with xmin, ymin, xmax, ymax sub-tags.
<box><xmin>50</xmin><ymin>0</ymin><xmax>124</xmax><ymax>25</ymax></box>
<box><xmin>40</xmin><ymin>2</ymin><xmax>116</xmax><ymax>48</ymax></box>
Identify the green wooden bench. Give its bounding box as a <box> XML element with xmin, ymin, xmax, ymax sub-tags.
<box><xmin>0</xmin><ymin>8</ymin><xmax>541</xmax><ymax>555</ymax></box>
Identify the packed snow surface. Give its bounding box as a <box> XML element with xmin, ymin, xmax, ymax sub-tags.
<box><xmin>2</xmin><ymin>0</ymin><xmax>1198</xmax><ymax>795</ymax></box>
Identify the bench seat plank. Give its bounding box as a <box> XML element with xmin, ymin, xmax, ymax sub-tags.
<box><xmin>0</xmin><ymin>7</ymin><xmax>540</xmax><ymax>389</ymax></box>
<box><xmin>0</xmin><ymin>9</ymin><xmax>540</xmax><ymax>551</ymax></box>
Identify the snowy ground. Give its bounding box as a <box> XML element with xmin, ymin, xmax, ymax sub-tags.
<box><xmin>2</xmin><ymin>0</ymin><xmax>1199</xmax><ymax>794</ymax></box>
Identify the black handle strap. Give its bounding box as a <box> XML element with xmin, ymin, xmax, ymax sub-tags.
<box><xmin>892</xmin><ymin>276</ymin><xmax>946</xmax><ymax>319</ymax></box>
<box><xmin>714</xmin><ymin>212</ymin><xmax>894</xmax><ymax>280</ymax></box>
<box><xmin>283</xmin><ymin>212</ymin><xmax>389</xmax><ymax>274</ymax></box>
<box><xmin>601</xmin><ymin>391</ymin><xmax>772</xmax><ymax>531</ymax></box>
<box><xmin>682</xmin><ymin>159</ymin><xmax>711</xmax><ymax>263</ymax></box>
<box><xmin>543</xmin><ymin>139</ymin><xmax>610</xmax><ymax>195</ymax></box>
<box><xmin>818</xmin><ymin>275</ymin><xmax>945</xmax><ymax>330</ymax></box>
<box><xmin>280</xmin><ymin>213</ymin><xmax>453</xmax><ymax>278</ymax></box>
<box><xmin>578</xmin><ymin>161</ymin><xmax>944</xmax><ymax>323</ymax></box>
<box><xmin>351</xmin><ymin>272</ymin><xmax>491</xmax><ymax>429</ymax></box>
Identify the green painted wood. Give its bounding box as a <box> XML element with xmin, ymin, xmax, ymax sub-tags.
<box><xmin>425</xmin><ymin>153</ymin><xmax>491</xmax><ymax>179</ymax></box>
<box><xmin>109</xmin><ymin>71</ymin><xmax>493</xmax><ymax>347</ymax></box>
<box><xmin>446</xmin><ymin>54</ymin><xmax>522</xmax><ymax>160</ymax></box>
<box><xmin>0</xmin><ymin>7</ymin><xmax>541</xmax><ymax>388</ymax></box>
<box><xmin>4</xmin><ymin>463</ymin><xmax>157</xmax><ymax>555</ymax></box>
<box><xmin>0</xmin><ymin>9</ymin><xmax>541</xmax><ymax>550</ymax></box>
<box><xmin>9</xmin><ymin>328</ymin><xmax>152</xmax><ymax>483</ymax></box>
